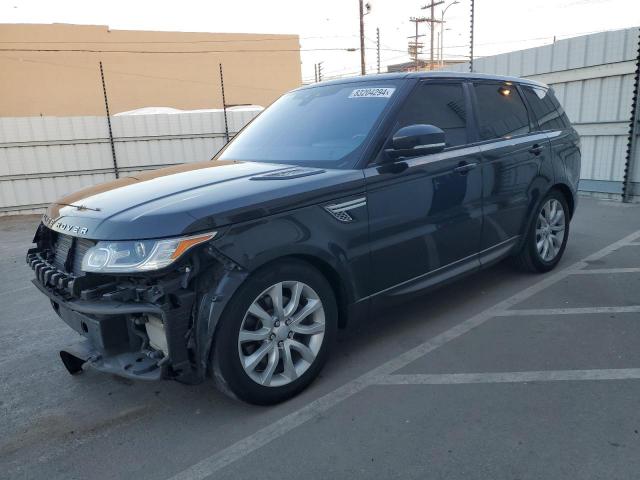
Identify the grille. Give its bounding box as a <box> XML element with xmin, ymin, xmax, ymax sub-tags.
<box><xmin>51</xmin><ymin>232</ymin><xmax>96</xmax><ymax>275</ymax></box>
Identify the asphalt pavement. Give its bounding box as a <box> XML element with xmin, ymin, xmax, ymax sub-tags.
<box><xmin>1</xmin><ymin>195</ymin><xmax>640</xmax><ymax>480</ymax></box>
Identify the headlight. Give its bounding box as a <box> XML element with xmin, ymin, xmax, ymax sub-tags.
<box><xmin>81</xmin><ymin>232</ymin><xmax>216</xmax><ymax>273</ymax></box>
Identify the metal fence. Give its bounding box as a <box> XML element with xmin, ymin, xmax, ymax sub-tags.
<box><xmin>444</xmin><ymin>27</ymin><xmax>640</xmax><ymax>200</ymax></box>
<box><xmin>3</xmin><ymin>27</ymin><xmax>640</xmax><ymax>215</ymax></box>
<box><xmin>0</xmin><ymin>110</ymin><xmax>260</xmax><ymax>215</ymax></box>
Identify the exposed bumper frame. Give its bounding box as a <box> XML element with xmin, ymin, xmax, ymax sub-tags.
<box><xmin>27</xmin><ymin>233</ymin><xmax>249</xmax><ymax>384</ymax></box>
<box><xmin>29</xmin><ymin>262</ymin><xmax>197</xmax><ymax>381</ymax></box>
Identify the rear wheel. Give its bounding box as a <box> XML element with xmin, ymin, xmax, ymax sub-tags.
<box><xmin>512</xmin><ymin>190</ymin><xmax>570</xmax><ymax>273</ymax></box>
<box><xmin>211</xmin><ymin>260</ymin><xmax>337</xmax><ymax>405</ymax></box>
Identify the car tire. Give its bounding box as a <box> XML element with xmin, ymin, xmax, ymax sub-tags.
<box><xmin>511</xmin><ymin>189</ymin><xmax>570</xmax><ymax>273</ymax></box>
<box><xmin>211</xmin><ymin>259</ymin><xmax>337</xmax><ymax>405</ymax></box>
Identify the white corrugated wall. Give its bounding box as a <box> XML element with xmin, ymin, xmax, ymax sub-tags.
<box><xmin>443</xmin><ymin>27</ymin><xmax>640</xmax><ymax>198</ymax></box>
<box><xmin>0</xmin><ymin>110</ymin><xmax>260</xmax><ymax>215</ymax></box>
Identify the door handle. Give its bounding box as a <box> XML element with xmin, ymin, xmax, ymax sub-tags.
<box><xmin>453</xmin><ymin>162</ymin><xmax>478</xmax><ymax>174</ymax></box>
<box><xmin>529</xmin><ymin>144</ymin><xmax>543</xmax><ymax>156</ymax></box>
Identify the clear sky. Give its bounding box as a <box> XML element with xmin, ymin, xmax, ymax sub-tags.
<box><xmin>2</xmin><ymin>0</ymin><xmax>638</xmax><ymax>83</ymax></box>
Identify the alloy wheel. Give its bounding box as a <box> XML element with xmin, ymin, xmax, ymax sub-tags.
<box><xmin>237</xmin><ymin>281</ymin><xmax>326</xmax><ymax>387</ymax></box>
<box><xmin>535</xmin><ymin>198</ymin><xmax>566</xmax><ymax>262</ymax></box>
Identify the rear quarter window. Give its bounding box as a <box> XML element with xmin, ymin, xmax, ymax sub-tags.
<box><xmin>521</xmin><ymin>85</ymin><xmax>567</xmax><ymax>131</ymax></box>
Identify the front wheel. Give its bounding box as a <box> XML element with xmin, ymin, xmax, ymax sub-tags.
<box><xmin>512</xmin><ymin>190</ymin><xmax>570</xmax><ymax>273</ymax></box>
<box><xmin>211</xmin><ymin>260</ymin><xmax>337</xmax><ymax>405</ymax></box>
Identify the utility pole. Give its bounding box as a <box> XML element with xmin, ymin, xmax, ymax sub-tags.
<box><xmin>376</xmin><ymin>27</ymin><xmax>381</xmax><ymax>73</ymax></box>
<box><xmin>421</xmin><ymin>1</ymin><xmax>444</xmax><ymax>70</ymax></box>
<box><xmin>359</xmin><ymin>0</ymin><xmax>366</xmax><ymax>75</ymax></box>
<box><xmin>358</xmin><ymin>1</ymin><xmax>371</xmax><ymax>75</ymax></box>
<box><xmin>408</xmin><ymin>17</ymin><xmax>426</xmax><ymax>71</ymax></box>
<box><xmin>469</xmin><ymin>0</ymin><xmax>475</xmax><ymax>72</ymax></box>
<box><xmin>314</xmin><ymin>63</ymin><xmax>318</xmax><ymax>82</ymax></box>
<box><xmin>317</xmin><ymin>61</ymin><xmax>323</xmax><ymax>81</ymax></box>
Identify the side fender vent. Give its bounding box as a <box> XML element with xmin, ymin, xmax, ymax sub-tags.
<box><xmin>324</xmin><ymin>197</ymin><xmax>367</xmax><ymax>223</ymax></box>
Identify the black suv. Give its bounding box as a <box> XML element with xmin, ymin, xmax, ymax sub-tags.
<box><xmin>28</xmin><ymin>72</ymin><xmax>580</xmax><ymax>404</ymax></box>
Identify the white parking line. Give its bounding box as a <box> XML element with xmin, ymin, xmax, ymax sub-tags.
<box><xmin>496</xmin><ymin>306</ymin><xmax>640</xmax><ymax>316</ymax></box>
<box><xmin>571</xmin><ymin>268</ymin><xmax>640</xmax><ymax>274</ymax></box>
<box><xmin>167</xmin><ymin>229</ymin><xmax>640</xmax><ymax>480</ymax></box>
<box><xmin>374</xmin><ymin>368</ymin><xmax>640</xmax><ymax>385</ymax></box>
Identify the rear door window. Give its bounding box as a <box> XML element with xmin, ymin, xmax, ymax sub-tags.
<box><xmin>473</xmin><ymin>83</ymin><xmax>531</xmax><ymax>141</ymax></box>
<box><xmin>521</xmin><ymin>85</ymin><xmax>566</xmax><ymax>131</ymax></box>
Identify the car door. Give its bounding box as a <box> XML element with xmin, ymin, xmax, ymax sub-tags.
<box><xmin>520</xmin><ymin>84</ymin><xmax>581</xmax><ymax>193</ymax></box>
<box><xmin>471</xmin><ymin>81</ymin><xmax>554</xmax><ymax>263</ymax></box>
<box><xmin>363</xmin><ymin>80</ymin><xmax>484</xmax><ymax>298</ymax></box>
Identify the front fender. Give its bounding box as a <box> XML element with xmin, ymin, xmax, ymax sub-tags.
<box><xmin>193</xmin><ymin>200</ymin><xmax>371</xmax><ymax>374</ymax></box>
<box><xmin>212</xmin><ymin>203</ymin><xmax>371</xmax><ymax>304</ymax></box>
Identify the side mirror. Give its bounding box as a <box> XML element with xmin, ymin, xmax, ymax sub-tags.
<box><xmin>385</xmin><ymin>124</ymin><xmax>446</xmax><ymax>159</ymax></box>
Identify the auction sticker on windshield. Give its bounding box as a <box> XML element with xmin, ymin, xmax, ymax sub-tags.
<box><xmin>349</xmin><ymin>87</ymin><xmax>395</xmax><ymax>98</ymax></box>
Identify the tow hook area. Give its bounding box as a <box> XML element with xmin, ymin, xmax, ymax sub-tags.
<box><xmin>59</xmin><ymin>339</ymin><xmax>163</xmax><ymax>380</ymax></box>
<box><xmin>60</xmin><ymin>350</ymin><xmax>87</xmax><ymax>375</ymax></box>
<box><xmin>59</xmin><ymin>340</ymin><xmax>94</xmax><ymax>374</ymax></box>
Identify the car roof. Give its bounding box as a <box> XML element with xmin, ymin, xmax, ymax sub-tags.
<box><xmin>299</xmin><ymin>71</ymin><xmax>548</xmax><ymax>90</ymax></box>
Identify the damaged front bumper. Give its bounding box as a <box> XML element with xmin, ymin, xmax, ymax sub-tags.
<box><xmin>59</xmin><ymin>338</ymin><xmax>163</xmax><ymax>380</ymax></box>
<box><xmin>27</xmin><ymin>247</ymin><xmax>198</xmax><ymax>382</ymax></box>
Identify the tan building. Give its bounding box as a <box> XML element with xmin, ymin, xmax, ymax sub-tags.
<box><xmin>0</xmin><ymin>23</ymin><xmax>302</xmax><ymax>117</ymax></box>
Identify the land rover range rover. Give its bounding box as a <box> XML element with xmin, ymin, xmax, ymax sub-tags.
<box><xmin>27</xmin><ymin>72</ymin><xmax>580</xmax><ymax>404</ymax></box>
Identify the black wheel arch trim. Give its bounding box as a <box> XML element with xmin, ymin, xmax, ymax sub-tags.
<box><xmin>194</xmin><ymin>249</ymin><xmax>360</xmax><ymax>380</ymax></box>
<box><xmin>515</xmin><ymin>182</ymin><xmax>575</xmax><ymax>254</ymax></box>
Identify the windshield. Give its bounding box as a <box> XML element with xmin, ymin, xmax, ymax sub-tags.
<box><xmin>218</xmin><ymin>81</ymin><xmax>401</xmax><ymax>168</ymax></box>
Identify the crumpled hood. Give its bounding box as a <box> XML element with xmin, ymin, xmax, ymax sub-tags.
<box><xmin>43</xmin><ymin>160</ymin><xmax>365</xmax><ymax>240</ymax></box>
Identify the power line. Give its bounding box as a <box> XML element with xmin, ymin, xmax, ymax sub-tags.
<box><xmin>0</xmin><ymin>37</ymin><xmax>298</xmax><ymax>45</ymax></box>
<box><xmin>0</xmin><ymin>33</ymin><xmax>360</xmax><ymax>45</ymax></box>
<box><xmin>0</xmin><ymin>24</ymin><xmax>611</xmax><ymax>46</ymax></box>
<box><xmin>308</xmin><ymin>45</ymin><xmax>471</xmax><ymax>79</ymax></box>
<box><xmin>374</xmin><ymin>26</ymin><xmax>627</xmax><ymax>54</ymax></box>
<box><xmin>0</xmin><ymin>44</ymin><xmax>468</xmax><ymax>56</ymax></box>
<box><xmin>0</xmin><ymin>54</ymin><xmax>286</xmax><ymax>92</ymax></box>
<box><xmin>357</xmin><ymin>25</ymin><xmax>614</xmax><ymax>56</ymax></box>
<box><xmin>0</xmin><ymin>47</ymin><xmax>358</xmax><ymax>54</ymax></box>
<box><xmin>0</xmin><ymin>29</ymin><xmax>611</xmax><ymax>56</ymax></box>
<box><xmin>312</xmin><ymin>52</ymin><xmax>413</xmax><ymax>79</ymax></box>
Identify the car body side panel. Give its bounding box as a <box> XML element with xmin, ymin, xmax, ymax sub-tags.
<box><xmin>479</xmin><ymin>132</ymin><xmax>555</xmax><ymax>250</ymax></box>
<box><xmin>547</xmin><ymin>128</ymin><xmax>581</xmax><ymax>207</ymax></box>
<box><xmin>363</xmin><ymin>146</ymin><xmax>484</xmax><ymax>295</ymax></box>
<box><xmin>212</xmin><ymin>185</ymin><xmax>371</xmax><ymax>304</ymax></box>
